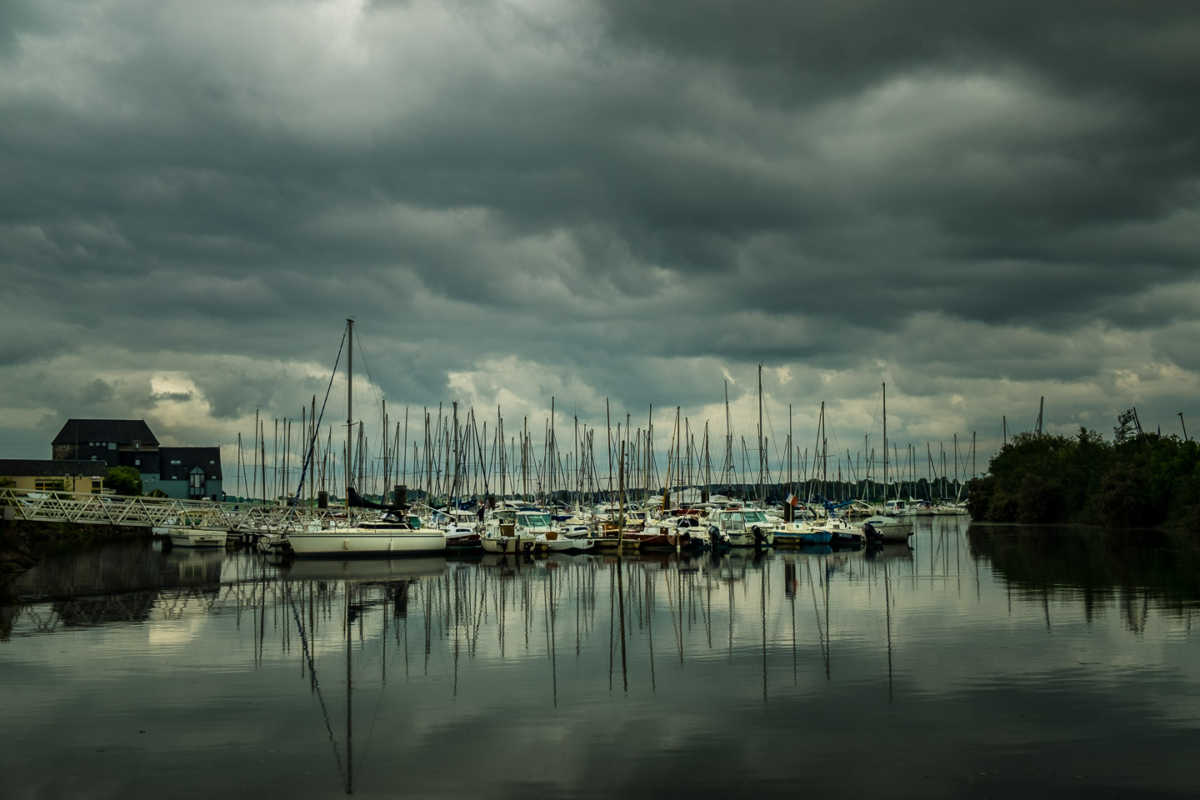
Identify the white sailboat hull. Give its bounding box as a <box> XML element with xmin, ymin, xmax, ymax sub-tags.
<box><xmin>168</xmin><ymin>527</ymin><xmax>228</xmax><ymax>548</ymax></box>
<box><xmin>286</xmin><ymin>529</ymin><xmax>446</xmax><ymax>556</ymax></box>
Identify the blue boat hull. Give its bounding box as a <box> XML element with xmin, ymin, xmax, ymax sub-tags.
<box><xmin>773</xmin><ymin>530</ymin><xmax>834</xmax><ymax>545</ymax></box>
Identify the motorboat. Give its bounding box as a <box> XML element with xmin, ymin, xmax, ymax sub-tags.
<box><xmin>705</xmin><ymin>508</ymin><xmax>774</xmax><ymax>548</ymax></box>
<box><xmin>481</xmin><ymin>508</ymin><xmax>556</xmax><ymax>554</ymax></box>
<box><xmin>862</xmin><ymin>514</ymin><xmax>914</xmax><ymax>543</ymax></box>
<box><xmin>168</xmin><ymin>526</ymin><xmax>228</xmax><ymax>548</ymax></box>
<box><xmin>438</xmin><ymin>508</ymin><xmax>483</xmax><ymax>549</ymax></box>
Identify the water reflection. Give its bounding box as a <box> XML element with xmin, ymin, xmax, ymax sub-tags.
<box><xmin>2</xmin><ymin>518</ymin><xmax>1199</xmax><ymax>798</ymax></box>
<box><xmin>969</xmin><ymin>525</ymin><xmax>1200</xmax><ymax>629</ymax></box>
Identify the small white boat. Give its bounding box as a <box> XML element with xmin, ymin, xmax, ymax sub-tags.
<box><xmin>884</xmin><ymin>500</ymin><xmax>919</xmax><ymax>517</ymax></box>
<box><xmin>168</xmin><ymin>527</ymin><xmax>228</xmax><ymax>548</ymax></box>
<box><xmin>862</xmin><ymin>515</ymin><xmax>914</xmax><ymax>542</ymax></box>
<box><xmin>536</xmin><ymin>532</ymin><xmax>594</xmax><ymax>553</ymax></box>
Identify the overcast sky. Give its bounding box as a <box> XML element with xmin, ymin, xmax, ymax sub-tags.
<box><xmin>2</xmin><ymin>0</ymin><xmax>1198</xmax><ymax>483</ymax></box>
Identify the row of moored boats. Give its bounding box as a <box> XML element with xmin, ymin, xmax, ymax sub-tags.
<box><xmin>161</xmin><ymin>494</ymin><xmax>967</xmax><ymax>555</ymax></box>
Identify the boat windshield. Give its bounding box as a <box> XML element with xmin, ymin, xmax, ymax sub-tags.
<box><xmin>407</xmin><ymin>515</ymin><xmax>423</xmax><ymax>528</ymax></box>
<box><xmin>518</xmin><ymin>513</ymin><xmax>551</xmax><ymax>527</ymax></box>
<box><xmin>743</xmin><ymin>511</ymin><xmax>768</xmax><ymax>523</ymax></box>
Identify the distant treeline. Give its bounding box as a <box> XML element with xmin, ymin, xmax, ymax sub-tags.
<box><xmin>967</xmin><ymin>431</ymin><xmax>1200</xmax><ymax>529</ymax></box>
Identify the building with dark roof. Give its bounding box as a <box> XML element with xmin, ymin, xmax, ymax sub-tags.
<box><xmin>151</xmin><ymin>447</ymin><xmax>223</xmax><ymax>500</ymax></box>
<box><xmin>47</xmin><ymin>419</ymin><xmax>222</xmax><ymax>500</ymax></box>
<box><xmin>52</xmin><ymin>419</ymin><xmax>159</xmax><ymax>468</ymax></box>
<box><xmin>0</xmin><ymin>459</ymin><xmax>107</xmax><ymax>493</ymax></box>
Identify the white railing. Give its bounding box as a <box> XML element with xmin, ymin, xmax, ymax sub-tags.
<box><xmin>0</xmin><ymin>488</ymin><xmax>348</xmax><ymax>532</ymax></box>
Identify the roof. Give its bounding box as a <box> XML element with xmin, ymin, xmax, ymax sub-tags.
<box><xmin>52</xmin><ymin>419</ymin><xmax>159</xmax><ymax>447</ymax></box>
<box><xmin>159</xmin><ymin>447</ymin><xmax>222</xmax><ymax>481</ymax></box>
<box><xmin>0</xmin><ymin>459</ymin><xmax>109</xmax><ymax>477</ymax></box>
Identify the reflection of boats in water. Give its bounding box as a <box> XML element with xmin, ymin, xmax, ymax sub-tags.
<box><xmin>279</xmin><ymin>557</ymin><xmax>447</xmax><ymax>582</ymax></box>
<box><xmin>164</xmin><ymin>548</ymin><xmax>225</xmax><ymax>584</ymax></box>
<box><xmin>865</xmin><ymin>543</ymin><xmax>914</xmax><ymax>562</ymax></box>
<box><xmin>478</xmin><ymin>552</ymin><xmax>531</xmax><ymax>570</ymax></box>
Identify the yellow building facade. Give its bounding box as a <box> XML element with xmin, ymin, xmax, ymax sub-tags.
<box><xmin>0</xmin><ymin>460</ymin><xmax>106</xmax><ymax>493</ymax></box>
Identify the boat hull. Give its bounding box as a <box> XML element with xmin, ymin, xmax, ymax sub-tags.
<box><xmin>539</xmin><ymin>535</ymin><xmax>594</xmax><ymax>553</ymax></box>
<box><xmin>168</xmin><ymin>527</ymin><xmax>227</xmax><ymax>548</ymax></box>
<box><xmin>725</xmin><ymin>530</ymin><xmax>774</xmax><ymax>547</ymax></box>
<box><xmin>445</xmin><ymin>532</ymin><xmax>482</xmax><ymax>549</ymax></box>
<box><xmin>862</xmin><ymin>516</ymin><xmax>914</xmax><ymax>543</ymax></box>
<box><xmin>830</xmin><ymin>530</ymin><xmax>865</xmax><ymax>548</ymax></box>
<box><xmin>480</xmin><ymin>534</ymin><xmax>537</xmax><ymax>554</ymax></box>
<box><xmin>772</xmin><ymin>529</ymin><xmax>833</xmax><ymax>546</ymax></box>
<box><xmin>287</xmin><ymin>531</ymin><xmax>446</xmax><ymax>556</ymax></box>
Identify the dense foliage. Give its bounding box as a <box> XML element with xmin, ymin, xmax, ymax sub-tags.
<box><xmin>104</xmin><ymin>466</ymin><xmax>142</xmax><ymax>496</ymax></box>
<box><xmin>967</xmin><ymin>431</ymin><xmax>1200</xmax><ymax>528</ymax></box>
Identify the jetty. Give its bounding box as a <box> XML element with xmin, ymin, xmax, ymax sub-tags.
<box><xmin>1</xmin><ymin>487</ymin><xmax>339</xmax><ymax>542</ymax></box>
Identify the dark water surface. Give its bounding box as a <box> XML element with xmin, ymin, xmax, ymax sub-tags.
<box><xmin>3</xmin><ymin>518</ymin><xmax>1199</xmax><ymax>799</ymax></box>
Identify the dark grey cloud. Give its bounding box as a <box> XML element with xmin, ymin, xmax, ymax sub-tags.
<box><xmin>1</xmin><ymin>0</ymin><xmax>1198</xmax><ymax>463</ymax></box>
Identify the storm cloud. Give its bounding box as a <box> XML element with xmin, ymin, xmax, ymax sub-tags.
<box><xmin>1</xmin><ymin>0</ymin><xmax>1198</xmax><ymax>471</ymax></box>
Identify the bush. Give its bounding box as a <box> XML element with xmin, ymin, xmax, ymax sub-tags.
<box><xmin>105</xmin><ymin>466</ymin><xmax>142</xmax><ymax>496</ymax></box>
<box><xmin>974</xmin><ymin>430</ymin><xmax>1200</xmax><ymax>529</ymax></box>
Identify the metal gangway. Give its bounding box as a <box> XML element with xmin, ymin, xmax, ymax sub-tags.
<box><xmin>0</xmin><ymin>487</ymin><xmax>345</xmax><ymax>533</ymax></box>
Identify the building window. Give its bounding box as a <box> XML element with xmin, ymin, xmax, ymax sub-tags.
<box><xmin>108</xmin><ymin>442</ymin><xmax>117</xmax><ymax>450</ymax></box>
<box><xmin>189</xmin><ymin>468</ymin><xmax>204</xmax><ymax>498</ymax></box>
<box><xmin>134</xmin><ymin>458</ymin><xmax>141</xmax><ymax>466</ymax></box>
<box><xmin>35</xmin><ymin>479</ymin><xmax>65</xmax><ymax>492</ymax></box>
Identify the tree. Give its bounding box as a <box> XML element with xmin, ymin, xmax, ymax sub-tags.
<box><xmin>105</xmin><ymin>466</ymin><xmax>142</xmax><ymax>496</ymax></box>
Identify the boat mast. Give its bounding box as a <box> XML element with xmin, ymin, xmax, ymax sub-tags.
<box><xmin>452</xmin><ymin>401</ymin><xmax>459</xmax><ymax>506</ymax></box>
<box><xmin>724</xmin><ymin>380</ymin><xmax>732</xmax><ymax>491</ymax></box>
<box><xmin>953</xmin><ymin>432</ymin><xmax>959</xmax><ymax>498</ymax></box>
<box><xmin>881</xmin><ymin>381</ymin><xmax>887</xmax><ymax>505</ymax></box>
<box><xmin>757</xmin><ymin>365</ymin><xmax>764</xmax><ymax>504</ymax></box>
<box><xmin>605</xmin><ymin>398</ymin><xmax>613</xmax><ymax>500</ymax></box>
<box><xmin>703</xmin><ymin>420</ymin><xmax>711</xmax><ymax>501</ymax></box>
<box><xmin>346</xmin><ymin>318</ymin><xmax>353</xmax><ymax>514</ymax></box>
<box><xmin>787</xmin><ymin>404</ymin><xmax>793</xmax><ymax>496</ymax></box>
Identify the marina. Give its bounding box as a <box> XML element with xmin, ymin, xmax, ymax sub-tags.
<box><xmin>2</xmin><ymin>516</ymin><xmax>1198</xmax><ymax>798</ymax></box>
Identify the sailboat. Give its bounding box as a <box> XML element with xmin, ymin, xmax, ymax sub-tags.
<box><xmin>861</xmin><ymin>382</ymin><xmax>914</xmax><ymax>543</ymax></box>
<box><xmin>286</xmin><ymin>320</ymin><xmax>447</xmax><ymax>557</ymax></box>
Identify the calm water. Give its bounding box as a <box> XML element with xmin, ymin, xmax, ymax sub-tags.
<box><xmin>2</xmin><ymin>518</ymin><xmax>1199</xmax><ymax>799</ymax></box>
